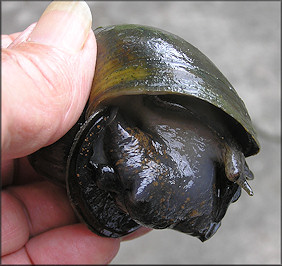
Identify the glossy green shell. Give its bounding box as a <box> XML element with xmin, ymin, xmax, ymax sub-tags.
<box><xmin>87</xmin><ymin>24</ymin><xmax>260</xmax><ymax>157</ymax></box>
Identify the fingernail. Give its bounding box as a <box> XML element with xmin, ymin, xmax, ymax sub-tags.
<box><xmin>28</xmin><ymin>1</ymin><xmax>92</xmax><ymax>53</ymax></box>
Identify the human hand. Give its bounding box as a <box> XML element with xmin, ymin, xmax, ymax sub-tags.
<box><xmin>1</xmin><ymin>1</ymin><xmax>150</xmax><ymax>264</ymax></box>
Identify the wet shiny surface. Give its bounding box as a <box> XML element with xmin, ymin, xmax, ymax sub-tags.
<box><xmin>87</xmin><ymin>24</ymin><xmax>259</xmax><ymax>156</ymax></box>
<box><xmin>29</xmin><ymin>21</ymin><xmax>259</xmax><ymax>241</ymax></box>
<box><xmin>96</xmin><ymin>96</ymin><xmax>242</xmax><ymax>240</ymax></box>
<box><xmin>66</xmin><ymin>109</ymin><xmax>141</xmax><ymax>238</ymax></box>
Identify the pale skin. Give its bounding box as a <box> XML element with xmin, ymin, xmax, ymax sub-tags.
<box><xmin>1</xmin><ymin>3</ymin><xmax>150</xmax><ymax>264</ymax></box>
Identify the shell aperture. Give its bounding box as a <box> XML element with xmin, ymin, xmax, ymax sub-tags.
<box><xmin>69</xmin><ymin>95</ymin><xmax>251</xmax><ymax>241</ymax></box>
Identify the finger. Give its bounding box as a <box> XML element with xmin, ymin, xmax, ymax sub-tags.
<box><xmin>1</xmin><ymin>30</ymin><xmax>24</xmax><ymax>48</ymax></box>
<box><xmin>1</xmin><ymin>1</ymin><xmax>96</xmax><ymax>160</ymax></box>
<box><xmin>1</xmin><ymin>35</ymin><xmax>13</xmax><ymax>48</ymax></box>
<box><xmin>1</xmin><ymin>157</ymin><xmax>45</xmax><ymax>188</ymax></box>
<box><xmin>12</xmin><ymin>157</ymin><xmax>44</xmax><ymax>186</ymax></box>
<box><xmin>1</xmin><ymin>247</ymin><xmax>32</xmax><ymax>264</ymax></box>
<box><xmin>25</xmin><ymin>224</ymin><xmax>120</xmax><ymax>264</ymax></box>
<box><xmin>121</xmin><ymin>227</ymin><xmax>152</xmax><ymax>241</ymax></box>
<box><xmin>3</xmin><ymin>23</ymin><xmax>37</xmax><ymax>49</ymax></box>
<box><xmin>1</xmin><ymin>32</ymin><xmax>21</xmax><ymax>48</ymax></box>
<box><xmin>9</xmin><ymin>32</ymin><xmax>23</xmax><ymax>41</ymax></box>
<box><xmin>2</xmin><ymin>157</ymin><xmax>45</xmax><ymax>188</ymax></box>
<box><xmin>1</xmin><ymin>180</ymin><xmax>77</xmax><ymax>256</ymax></box>
<box><xmin>2</xmin><ymin>224</ymin><xmax>120</xmax><ymax>265</ymax></box>
<box><xmin>1</xmin><ymin>190</ymin><xmax>30</xmax><ymax>256</ymax></box>
<box><xmin>1</xmin><ymin>159</ymin><xmax>16</xmax><ymax>187</ymax></box>
<box><xmin>7</xmin><ymin>180</ymin><xmax>78</xmax><ymax>236</ymax></box>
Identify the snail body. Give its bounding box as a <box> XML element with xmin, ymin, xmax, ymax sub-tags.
<box><xmin>29</xmin><ymin>24</ymin><xmax>260</xmax><ymax>241</ymax></box>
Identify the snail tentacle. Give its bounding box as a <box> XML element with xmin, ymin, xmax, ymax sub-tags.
<box><xmin>223</xmin><ymin>144</ymin><xmax>254</xmax><ymax>196</ymax></box>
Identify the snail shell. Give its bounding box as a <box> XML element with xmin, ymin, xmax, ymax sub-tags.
<box><xmin>29</xmin><ymin>24</ymin><xmax>260</xmax><ymax>241</ymax></box>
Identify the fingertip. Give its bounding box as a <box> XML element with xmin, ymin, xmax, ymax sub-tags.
<box><xmin>121</xmin><ymin>227</ymin><xmax>152</xmax><ymax>241</ymax></box>
<box><xmin>26</xmin><ymin>224</ymin><xmax>120</xmax><ymax>264</ymax></box>
<box><xmin>6</xmin><ymin>180</ymin><xmax>77</xmax><ymax>237</ymax></box>
<box><xmin>1</xmin><ymin>247</ymin><xmax>32</xmax><ymax>265</ymax></box>
<box><xmin>29</xmin><ymin>1</ymin><xmax>92</xmax><ymax>54</ymax></box>
<box><xmin>1</xmin><ymin>191</ymin><xmax>30</xmax><ymax>256</ymax></box>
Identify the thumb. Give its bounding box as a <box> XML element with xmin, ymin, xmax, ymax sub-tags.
<box><xmin>1</xmin><ymin>1</ymin><xmax>97</xmax><ymax>160</ymax></box>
